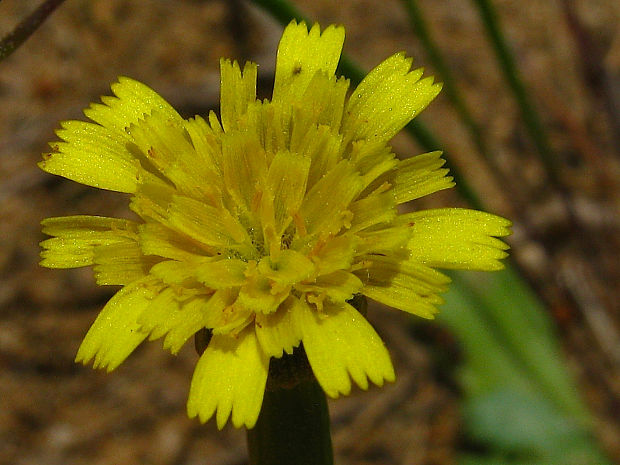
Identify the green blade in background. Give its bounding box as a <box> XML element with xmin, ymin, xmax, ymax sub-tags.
<box><xmin>439</xmin><ymin>268</ymin><xmax>611</xmax><ymax>464</ymax></box>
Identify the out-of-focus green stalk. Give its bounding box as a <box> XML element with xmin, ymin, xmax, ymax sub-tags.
<box><xmin>0</xmin><ymin>0</ymin><xmax>67</xmax><ymax>61</ymax></box>
<box><xmin>247</xmin><ymin>378</ymin><xmax>333</xmax><ymax>465</ymax></box>
<box><xmin>470</xmin><ymin>0</ymin><xmax>560</xmax><ymax>182</ymax></box>
<box><xmin>401</xmin><ymin>0</ymin><xmax>488</xmax><ymax>160</ymax></box>
<box><xmin>251</xmin><ymin>0</ymin><xmax>484</xmax><ymax>209</ymax></box>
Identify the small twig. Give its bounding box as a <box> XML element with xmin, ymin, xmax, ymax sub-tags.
<box><xmin>0</xmin><ymin>0</ymin><xmax>67</xmax><ymax>62</ymax></box>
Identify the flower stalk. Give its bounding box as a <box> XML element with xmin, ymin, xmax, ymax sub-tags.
<box><xmin>247</xmin><ymin>374</ymin><xmax>332</xmax><ymax>465</ymax></box>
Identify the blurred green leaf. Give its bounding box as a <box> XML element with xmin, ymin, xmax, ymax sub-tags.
<box><xmin>465</xmin><ymin>389</ymin><xmax>579</xmax><ymax>454</ymax></box>
<box><xmin>440</xmin><ymin>268</ymin><xmax>588</xmax><ymax>421</ymax></box>
<box><xmin>440</xmin><ymin>268</ymin><xmax>612</xmax><ymax>465</ymax></box>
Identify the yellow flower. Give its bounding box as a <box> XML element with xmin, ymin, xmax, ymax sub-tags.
<box><xmin>40</xmin><ymin>21</ymin><xmax>510</xmax><ymax>429</ymax></box>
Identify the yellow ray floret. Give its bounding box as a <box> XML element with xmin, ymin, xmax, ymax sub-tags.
<box><xmin>39</xmin><ymin>20</ymin><xmax>511</xmax><ymax>429</ymax></box>
<box><xmin>298</xmin><ymin>301</ymin><xmax>395</xmax><ymax>398</ymax></box>
<box><xmin>187</xmin><ymin>328</ymin><xmax>269</xmax><ymax>429</ymax></box>
<box><xmin>75</xmin><ymin>277</ymin><xmax>163</xmax><ymax>371</ymax></box>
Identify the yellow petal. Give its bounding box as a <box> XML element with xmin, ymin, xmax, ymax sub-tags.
<box><xmin>167</xmin><ymin>194</ymin><xmax>252</xmax><ymax>251</ymax></box>
<box><xmin>138</xmin><ymin>223</ymin><xmax>211</xmax><ymax>262</ymax></box>
<box><xmin>357</xmin><ymin>256</ymin><xmax>450</xmax><ymax>319</ymax></box>
<box><xmin>220</xmin><ymin>59</ymin><xmax>257</xmax><ymax>132</ymax></box>
<box><xmin>392</xmin><ymin>151</ymin><xmax>454</xmax><ymax>203</ymax></box>
<box><xmin>45</xmin><ymin>77</ymin><xmax>183</xmax><ymax>193</ymax></box>
<box><xmin>139</xmin><ymin>289</ymin><xmax>229</xmax><ymax>354</ymax></box>
<box><xmin>350</xmin><ymin>140</ymin><xmax>398</xmax><ymax>191</ymax></box>
<box><xmin>162</xmin><ymin>297</ymin><xmax>211</xmax><ymax>354</ymax></box>
<box><xmin>355</xmin><ymin>225</ymin><xmax>411</xmax><ymax>256</ymax></box>
<box><xmin>187</xmin><ymin>329</ymin><xmax>269</xmax><ymax>429</ymax></box>
<box><xmin>126</xmin><ymin>110</ymin><xmax>217</xmax><ymax>199</ymax></box>
<box><xmin>137</xmin><ymin>287</ymin><xmax>179</xmax><ymax>340</ymax></box>
<box><xmin>309</xmin><ymin>234</ymin><xmax>357</xmax><ymax>275</ymax></box>
<box><xmin>349</xmin><ymin>190</ymin><xmax>397</xmax><ymax>232</ymax></box>
<box><xmin>255</xmin><ymin>296</ymin><xmax>304</xmax><ymax>358</ymax></box>
<box><xmin>273</xmin><ymin>21</ymin><xmax>345</xmax><ymax>104</ymax></box>
<box><xmin>93</xmin><ymin>241</ymin><xmax>156</xmax><ymax>285</ymax></box>
<box><xmin>195</xmin><ymin>259</ymin><xmax>248</xmax><ymax>289</ymax></box>
<box><xmin>184</xmin><ymin>115</ymin><xmax>224</xmax><ymax>176</ymax></box>
<box><xmin>258</xmin><ymin>250</ymin><xmax>316</xmax><ymax>285</ymax></box>
<box><xmin>40</xmin><ymin>216</ymin><xmax>138</xmax><ymax>268</ymax></box>
<box><xmin>40</xmin><ymin>121</ymin><xmax>140</xmax><ymax>193</ymax></box>
<box><xmin>220</xmin><ymin>131</ymin><xmax>269</xmax><ymax>214</ymax></box>
<box><xmin>130</xmin><ymin>180</ymin><xmax>176</xmax><ymax>225</ymax></box>
<box><xmin>137</xmin><ymin>287</ymin><xmax>213</xmax><ymax>354</ymax></box>
<box><xmin>342</xmin><ymin>53</ymin><xmax>441</xmax><ymax>144</ymax></box>
<box><xmin>295</xmin><ymin>124</ymin><xmax>343</xmax><ymax>190</ymax></box>
<box><xmin>235</xmin><ymin>274</ymin><xmax>289</xmax><ymax>315</ymax></box>
<box><xmin>203</xmin><ymin>288</ymin><xmax>247</xmax><ymax>333</ymax></box>
<box><xmin>299</xmin><ymin>160</ymin><xmax>364</xmax><ymax>236</ymax></box>
<box><xmin>149</xmin><ymin>259</ymin><xmax>209</xmax><ymax>286</ymax></box>
<box><xmin>398</xmin><ymin>208</ymin><xmax>511</xmax><ymax>270</ymax></box>
<box><xmin>41</xmin><ymin>215</ymin><xmax>137</xmax><ymax>238</ymax></box>
<box><xmin>263</xmin><ymin>150</ymin><xmax>311</xmax><ymax>238</ymax></box>
<box><xmin>298</xmin><ymin>301</ymin><xmax>395</xmax><ymax>397</ymax></box>
<box><xmin>84</xmin><ymin>76</ymin><xmax>183</xmax><ymax>136</ymax></box>
<box><xmin>297</xmin><ymin>270</ymin><xmax>363</xmax><ymax>303</ymax></box>
<box><xmin>76</xmin><ymin>277</ymin><xmax>161</xmax><ymax>371</ymax></box>
<box><xmin>291</xmin><ymin>71</ymin><xmax>349</xmax><ymax>135</ymax></box>
<box><xmin>249</xmin><ymin>100</ymin><xmax>288</xmax><ymax>156</ymax></box>
<box><xmin>208</xmin><ymin>109</ymin><xmax>224</xmax><ymax>135</ymax></box>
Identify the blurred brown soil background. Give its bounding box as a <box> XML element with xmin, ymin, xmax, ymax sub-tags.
<box><xmin>1</xmin><ymin>0</ymin><xmax>619</xmax><ymax>464</ymax></box>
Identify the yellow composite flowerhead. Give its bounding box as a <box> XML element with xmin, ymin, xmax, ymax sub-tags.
<box><xmin>39</xmin><ymin>21</ymin><xmax>510</xmax><ymax>429</ymax></box>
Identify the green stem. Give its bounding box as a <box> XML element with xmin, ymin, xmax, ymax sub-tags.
<box><xmin>247</xmin><ymin>375</ymin><xmax>333</xmax><ymax>465</ymax></box>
